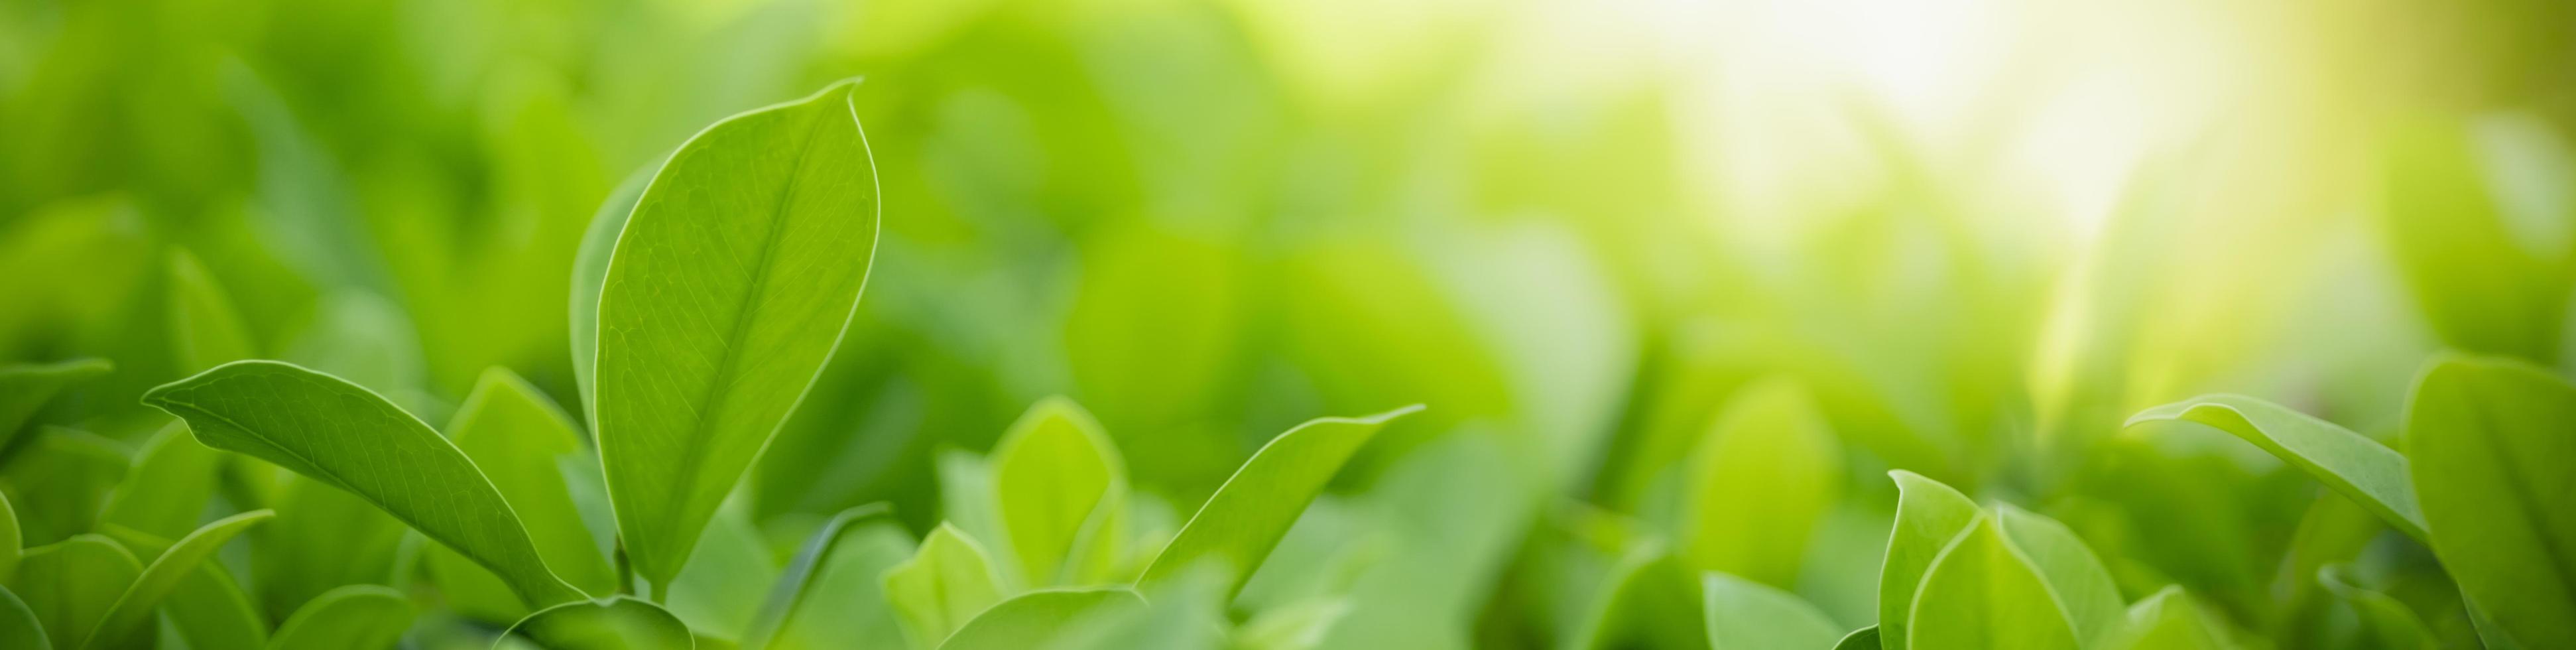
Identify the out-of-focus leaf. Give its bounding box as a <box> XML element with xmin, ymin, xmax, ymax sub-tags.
<box><xmin>2126</xmin><ymin>394</ymin><xmax>2429</xmax><ymax>541</ymax></box>
<box><xmin>1879</xmin><ymin>470</ymin><xmax>1979</xmax><ymax>650</ymax></box>
<box><xmin>1831</xmin><ymin>626</ymin><xmax>1879</xmax><ymax>650</ymax></box>
<box><xmin>1679</xmin><ymin>379</ymin><xmax>1841</xmax><ymax>586</ymax></box>
<box><xmin>884</xmin><ymin>524</ymin><xmax>1007</xmax><ymax>649</ymax></box>
<box><xmin>2093</xmin><ymin>586</ymin><xmax>2227</xmax><ymax>650</ymax></box>
<box><xmin>1306</xmin><ymin>433</ymin><xmax>1538</xmax><ymax>649</ymax></box>
<box><xmin>1907</xmin><ymin>516</ymin><xmax>2079</xmax><ymax>650</ymax></box>
<box><xmin>936</xmin><ymin>451</ymin><xmax>1009</xmax><ymax>575</ymax></box>
<box><xmin>991</xmin><ymin>398</ymin><xmax>1125</xmax><ymax>587</ymax></box>
<box><xmin>266</xmin><ymin>585</ymin><xmax>414</xmax><ymax>650</ymax></box>
<box><xmin>936</xmin><ymin>588</ymin><xmax>1146</xmax><ymax>650</ymax></box>
<box><xmin>0</xmin><ymin>492</ymin><xmax>16</xmax><ymax>582</ymax></box>
<box><xmin>1</xmin><ymin>585</ymin><xmax>46</xmax><ymax>650</ymax></box>
<box><xmin>1138</xmin><ymin>405</ymin><xmax>1422</xmax><ymax>597</ymax></box>
<box><xmin>2381</xmin><ymin>120</ymin><xmax>2572</xmax><ymax>361</ymax></box>
<box><xmin>2272</xmin><ymin>495</ymin><xmax>2384</xmax><ymax>645</ymax></box>
<box><xmin>664</xmin><ymin>500</ymin><xmax>779</xmax><ymax>642</ymax></box>
<box><xmin>254</xmin><ymin>476</ymin><xmax>402</xmax><ymax>625</ymax></box>
<box><xmin>1993</xmin><ymin>505</ymin><xmax>2125</xmax><ymax>643</ymax></box>
<box><xmin>0</xmin><ymin>429</ymin><xmax>128</xmax><ymax>546</ymax></box>
<box><xmin>2318</xmin><ymin>566</ymin><xmax>2437</xmax><ymax>650</ymax></box>
<box><xmin>97</xmin><ymin>422</ymin><xmax>222</xmax><ymax>540</ymax></box>
<box><xmin>166</xmin><ymin>249</ymin><xmax>257</xmax><ymax>374</ymax></box>
<box><xmin>426</xmin><ymin>367</ymin><xmax>616</xmax><ymax>621</ymax></box>
<box><xmin>0</xmin><ymin>359</ymin><xmax>111</xmax><ymax>454</ymax></box>
<box><xmin>593</xmin><ymin>80</ymin><xmax>881</xmax><ymax>592</ymax></box>
<box><xmin>761</xmin><ymin>519</ymin><xmax>912</xmax><ymax>649</ymax></box>
<box><xmin>1231</xmin><ymin>599</ymin><xmax>1348</xmax><ymax>650</ymax></box>
<box><xmin>1699</xmin><ymin>571</ymin><xmax>1839</xmax><ymax>649</ymax></box>
<box><xmin>141</xmin><ymin>360</ymin><xmax>582</xmax><ymax>606</ymax></box>
<box><xmin>2402</xmin><ymin>355</ymin><xmax>2576</xmax><ymax>648</ymax></box>
<box><xmin>570</xmin><ymin>164</ymin><xmax>653</xmax><ymax>424</ymax></box>
<box><xmin>501</xmin><ymin>597</ymin><xmax>694</xmax><ymax>650</ymax></box>
<box><xmin>741</xmin><ymin>503</ymin><xmax>891</xmax><ymax>649</ymax></box>
<box><xmin>5</xmin><ymin>535</ymin><xmax>139</xmax><ymax>650</ymax></box>
<box><xmin>97</xmin><ymin>527</ymin><xmax>264</xmax><ymax>650</ymax></box>
<box><xmin>1567</xmin><ymin>544</ymin><xmax>1703</xmax><ymax>650</ymax></box>
<box><xmin>75</xmin><ymin>509</ymin><xmax>271</xmax><ymax>650</ymax></box>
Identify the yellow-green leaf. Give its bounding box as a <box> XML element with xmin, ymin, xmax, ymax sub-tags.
<box><xmin>2402</xmin><ymin>356</ymin><xmax>2576</xmax><ymax>648</ymax></box>
<box><xmin>1137</xmin><ymin>405</ymin><xmax>1421</xmax><ymax>597</ymax></box>
<box><xmin>2317</xmin><ymin>566</ymin><xmax>2437</xmax><ymax>650</ymax></box>
<box><xmin>934</xmin><ymin>588</ymin><xmax>1146</xmax><ymax>650</ymax></box>
<box><xmin>1700</xmin><ymin>571</ymin><xmax>1840</xmax><ymax>650</ymax></box>
<box><xmin>1879</xmin><ymin>470</ymin><xmax>1978</xmax><ymax>650</ymax></box>
<box><xmin>2093</xmin><ymin>586</ymin><xmax>2227</xmax><ymax>650</ymax></box>
<box><xmin>742</xmin><ymin>503</ymin><xmax>892</xmax><ymax>649</ymax></box>
<box><xmin>1907</xmin><ymin>516</ymin><xmax>2079</xmax><ymax>650</ymax></box>
<box><xmin>991</xmin><ymin>398</ymin><xmax>1126</xmax><ymax>587</ymax></box>
<box><xmin>884</xmin><ymin>524</ymin><xmax>1007</xmax><ymax>649</ymax></box>
<box><xmin>2126</xmin><ymin>394</ymin><xmax>2429</xmax><ymax>542</ymax></box>
<box><xmin>1993</xmin><ymin>504</ymin><xmax>2125</xmax><ymax>643</ymax></box>
<box><xmin>1679</xmin><ymin>379</ymin><xmax>1841</xmax><ymax>586</ymax></box>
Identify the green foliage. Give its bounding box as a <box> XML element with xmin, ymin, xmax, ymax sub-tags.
<box><xmin>1138</xmin><ymin>406</ymin><xmax>1422</xmax><ymax>597</ymax></box>
<box><xmin>1908</xmin><ymin>516</ymin><xmax>2081</xmax><ymax>650</ymax></box>
<box><xmin>501</xmin><ymin>597</ymin><xmax>694</xmax><ymax>650</ymax></box>
<box><xmin>76</xmin><ymin>509</ymin><xmax>271</xmax><ymax>650</ymax></box>
<box><xmin>936</xmin><ymin>588</ymin><xmax>1147</xmax><ymax>650</ymax></box>
<box><xmin>2403</xmin><ymin>355</ymin><xmax>2576</xmax><ymax>648</ymax></box>
<box><xmin>7</xmin><ymin>536</ymin><xmax>138</xmax><ymax>650</ymax></box>
<box><xmin>2126</xmin><ymin>394</ymin><xmax>2429</xmax><ymax>541</ymax></box>
<box><xmin>425</xmin><ymin>367</ymin><xmax>616</xmax><ymax>621</ymax></box>
<box><xmin>265</xmin><ymin>585</ymin><xmax>414</xmax><ymax>650</ymax></box>
<box><xmin>1678</xmin><ymin>379</ymin><xmax>1841</xmax><ymax>587</ymax></box>
<box><xmin>1699</xmin><ymin>572</ymin><xmax>1841</xmax><ymax>649</ymax></box>
<box><xmin>884</xmin><ymin>524</ymin><xmax>1008</xmax><ymax>649</ymax></box>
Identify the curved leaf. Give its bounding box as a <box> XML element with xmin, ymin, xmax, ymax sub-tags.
<box><xmin>992</xmin><ymin>398</ymin><xmax>1125</xmax><ymax>587</ymax></box>
<box><xmin>428</xmin><ymin>367</ymin><xmax>617</xmax><ymax>621</ymax></box>
<box><xmin>77</xmin><ymin>510</ymin><xmax>273</xmax><ymax>650</ymax></box>
<box><xmin>1</xmin><ymin>586</ymin><xmax>46</xmax><ymax>650</ymax></box>
<box><xmin>1680</xmin><ymin>379</ymin><xmax>1841</xmax><ymax>586</ymax></box>
<box><xmin>2402</xmin><ymin>356</ymin><xmax>2576</xmax><ymax>648</ymax></box>
<box><xmin>2126</xmin><ymin>394</ymin><xmax>2429</xmax><ymax>541</ymax></box>
<box><xmin>570</xmin><ymin>162</ymin><xmax>654</xmax><ymax>424</ymax></box>
<box><xmin>1879</xmin><ymin>470</ymin><xmax>1979</xmax><ymax>650</ymax></box>
<box><xmin>1831</xmin><ymin>626</ymin><xmax>1879</xmax><ymax>650</ymax></box>
<box><xmin>140</xmin><ymin>360</ymin><xmax>582</xmax><ymax>606</ymax></box>
<box><xmin>884</xmin><ymin>524</ymin><xmax>1007</xmax><ymax>649</ymax></box>
<box><xmin>2317</xmin><ymin>566</ymin><xmax>2437</xmax><ymax>650</ymax></box>
<box><xmin>759</xmin><ymin>518</ymin><xmax>913</xmax><ymax>649</ymax></box>
<box><xmin>166</xmin><ymin>249</ymin><xmax>257</xmax><ymax>374</ymax></box>
<box><xmin>267</xmin><ymin>585</ymin><xmax>414</xmax><ymax>650</ymax></box>
<box><xmin>1568</xmin><ymin>543</ymin><xmax>1703</xmax><ymax>650</ymax></box>
<box><xmin>501</xmin><ymin>596</ymin><xmax>694</xmax><ymax>650</ymax></box>
<box><xmin>97</xmin><ymin>527</ymin><xmax>265</xmax><ymax>650</ymax></box>
<box><xmin>593</xmin><ymin>79</ymin><xmax>881</xmax><ymax>591</ymax></box>
<box><xmin>1137</xmin><ymin>405</ymin><xmax>1422</xmax><ymax>596</ymax></box>
<box><xmin>0</xmin><ymin>358</ymin><xmax>111</xmax><ymax>454</ymax></box>
<box><xmin>97</xmin><ymin>422</ymin><xmax>224</xmax><ymax>540</ymax></box>
<box><xmin>2093</xmin><ymin>586</ymin><xmax>2226</xmax><ymax>650</ymax></box>
<box><xmin>2</xmin><ymin>428</ymin><xmax>128</xmax><ymax>546</ymax></box>
<box><xmin>1993</xmin><ymin>505</ymin><xmax>2125</xmax><ymax>643</ymax></box>
<box><xmin>1700</xmin><ymin>571</ymin><xmax>1840</xmax><ymax>649</ymax></box>
<box><xmin>0</xmin><ymin>491</ymin><xmax>17</xmax><ymax>583</ymax></box>
<box><xmin>1908</xmin><ymin>516</ymin><xmax>2079</xmax><ymax>650</ymax></box>
<box><xmin>5</xmin><ymin>535</ymin><xmax>139</xmax><ymax>650</ymax></box>
<box><xmin>742</xmin><ymin>503</ymin><xmax>892</xmax><ymax>649</ymax></box>
<box><xmin>935</xmin><ymin>588</ymin><xmax>1146</xmax><ymax>650</ymax></box>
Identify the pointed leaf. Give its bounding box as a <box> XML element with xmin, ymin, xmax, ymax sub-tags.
<box><xmin>1993</xmin><ymin>505</ymin><xmax>2125</xmax><ymax>643</ymax></box>
<box><xmin>992</xmin><ymin>398</ymin><xmax>1126</xmax><ymax>586</ymax></box>
<box><xmin>1137</xmin><ymin>405</ymin><xmax>1422</xmax><ymax>597</ymax></box>
<box><xmin>2126</xmin><ymin>394</ymin><xmax>2429</xmax><ymax>541</ymax></box>
<box><xmin>1</xmin><ymin>586</ymin><xmax>46</xmax><ymax>650</ymax></box>
<box><xmin>95</xmin><ymin>527</ymin><xmax>265</xmax><ymax>650</ymax></box>
<box><xmin>0</xmin><ymin>359</ymin><xmax>111</xmax><ymax>454</ymax></box>
<box><xmin>0</xmin><ymin>492</ymin><xmax>16</xmax><ymax>583</ymax></box>
<box><xmin>266</xmin><ymin>585</ymin><xmax>414</xmax><ymax>650</ymax></box>
<box><xmin>934</xmin><ymin>588</ymin><xmax>1146</xmax><ymax>650</ymax></box>
<box><xmin>77</xmin><ymin>510</ymin><xmax>273</xmax><ymax>650</ymax></box>
<box><xmin>884</xmin><ymin>524</ymin><xmax>1007</xmax><ymax>649</ymax></box>
<box><xmin>1907</xmin><ymin>516</ymin><xmax>2079</xmax><ymax>650</ymax></box>
<box><xmin>760</xmin><ymin>518</ymin><xmax>913</xmax><ymax>649</ymax></box>
<box><xmin>2093</xmin><ymin>586</ymin><xmax>2227</xmax><ymax>650</ymax></box>
<box><xmin>1879</xmin><ymin>470</ymin><xmax>1979</xmax><ymax>650</ymax></box>
<box><xmin>141</xmin><ymin>360</ymin><xmax>582</xmax><ymax>606</ymax></box>
<box><xmin>5</xmin><ymin>536</ymin><xmax>138</xmax><ymax>650</ymax></box>
<box><xmin>2317</xmin><ymin>566</ymin><xmax>2437</xmax><ymax>650</ymax></box>
<box><xmin>501</xmin><ymin>596</ymin><xmax>694</xmax><ymax>650</ymax></box>
<box><xmin>2402</xmin><ymin>356</ymin><xmax>2576</xmax><ymax>648</ymax></box>
<box><xmin>99</xmin><ymin>422</ymin><xmax>224</xmax><ymax>540</ymax></box>
<box><xmin>1680</xmin><ymin>380</ymin><xmax>1841</xmax><ymax>586</ymax></box>
<box><xmin>1700</xmin><ymin>571</ymin><xmax>1840</xmax><ymax>649</ymax></box>
<box><xmin>593</xmin><ymin>80</ymin><xmax>881</xmax><ymax>590</ymax></box>
<box><xmin>742</xmin><ymin>503</ymin><xmax>893</xmax><ymax>649</ymax></box>
<box><xmin>427</xmin><ymin>367</ymin><xmax>617</xmax><ymax>621</ymax></box>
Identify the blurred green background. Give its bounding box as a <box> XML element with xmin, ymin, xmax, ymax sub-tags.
<box><xmin>4</xmin><ymin>0</ymin><xmax>2573</xmax><ymax>645</ymax></box>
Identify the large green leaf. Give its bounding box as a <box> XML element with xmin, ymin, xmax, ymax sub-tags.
<box><xmin>1136</xmin><ymin>405</ymin><xmax>1422</xmax><ymax>597</ymax></box>
<box><xmin>1699</xmin><ymin>571</ymin><xmax>1840</xmax><ymax>649</ymax></box>
<box><xmin>1992</xmin><ymin>505</ymin><xmax>2125</xmax><ymax>643</ymax></box>
<box><xmin>5</xmin><ymin>535</ymin><xmax>139</xmax><ymax>650</ymax></box>
<box><xmin>1907</xmin><ymin>516</ymin><xmax>2079</xmax><ymax>650</ymax></box>
<box><xmin>2317</xmin><ymin>566</ymin><xmax>2437</xmax><ymax>650</ymax></box>
<box><xmin>141</xmin><ymin>360</ymin><xmax>582</xmax><ymax>607</ymax></box>
<box><xmin>97</xmin><ymin>422</ymin><xmax>223</xmax><ymax>540</ymax></box>
<box><xmin>1679</xmin><ymin>379</ymin><xmax>1841</xmax><ymax>586</ymax></box>
<box><xmin>266</xmin><ymin>585</ymin><xmax>414</xmax><ymax>650</ymax></box>
<box><xmin>2402</xmin><ymin>356</ymin><xmax>2576</xmax><ymax>648</ymax></box>
<box><xmin>166</xmin><ymin>249</ymin><xmax>258</xmax><ymax>374</ymax></box>
<box><xmin>76</xmin><ymin>510</ymin><xmax>272</xmax><ymax>650</ymax></box>
<box><xmin>427</xmin><ymin>367</ymin><xmax>617</xmax><ymax>621</ymax></box>
<box><xmin>1879</xmin><ymin>470</ymin><xmax>1979</xmax><ymax>650</ymax></box>
<box><xmin>93</xmin><ymin>527</ymin><xmax>265</xmax><ymax>650</ymax></box>
<box><xmin>2092</xmin><ymin>586</ymin><xmax>2227</xmax><ymax>650</ymax></box>
<box><xmin>0</xmin><ymin>359</ymin><xmax>111</xmax><ymax>454</ymax></box>
<box><xmin>501</xmin><ymin>597</ymin><xmax>694</xmax><ymax>650</ymax></box>
<box><xmin>884</xmin><ymin>524</ymin><xmax>1007</xmax><ymax>649</ymax></box>
<box><xmin>991</xmin><ymin>398</ymin><xmax>1126</xmax><ymax>587</ymax></box>
<box><xmin>2126</xmin><ymin>394</ymin><xmax>2429</xmax><ymax>541</ymax></box>
<box><xmin>1</xmin><ymin>586</ymin><xmax>46</xmax><ymax>650</ymax></box>
<box><xmin>935</xmin><ymin>588</ymin><xmax>1147</xmax><ymax>650</ymax></box>
<box><xmin>591</xmin><ymin>80</ymin><xmax>881</xmax><ymax>592</ymax></box>
<box><xmin>741</xmin><ymin>504</ymin><xmax>894</xmax><ymax>649</ymax></box>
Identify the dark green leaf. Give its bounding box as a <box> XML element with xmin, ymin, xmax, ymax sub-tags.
<box><xmin>0</xmin><ymin>359</ymin><xmax>111</xmax><ymax>454</ymax></box>
<box><xmin>1</xmin><ymin>585</ymin><xmax>46</xmax><ymax>650</ymax></box>
<box><xmin>0</xmin><ymin>430</ymin><xmax>127</xmax><ymax>547</ymax></box>
<box><xmin>98</xmin><ymin>422</ymin><xmax>223</xmax><ymax>540</ymax></box>
<box><xmin>267</xmin><ymin>585</ymin><xmax>415</xmax><ymax>650</ymax></box>
<box><xmin>165</xmin><ymin>249</ymin><xmax>257</xmax><ymax>374</ymax></box>
<box><xmin>2317</xmin><ymin>566</ymin><xmax>2437</xmax><ymax>650</ymax></box>
<box><xmin>1831</xmin><ymin>626</ymin><xmax>1879</xmax><ymax>650</ymax></box>
<box><xmin>95</xmin><ymin>527</ymin><xmax>265</xmax><ymax>650</ymax></box>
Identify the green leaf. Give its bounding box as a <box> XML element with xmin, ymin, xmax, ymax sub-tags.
<box><xmin>935</xmin><ymin>451</ymin><xmax>1009</xmax><ymax>579</ymax></box>
<box><xmin>0</xmin><ymin>491</ymin><xmax>17</xmax><ymax>583</ymax></box>
<box><xmin>266</xmin><ymin>585</ymin><xmax>415</xmax><ymax>650</ymax></box>
<box><xmin>501</xmin><ymin>597</ymin><xmax>694</xmax><ymax>650</ymax></box>
<box><xmin>2126</xmin><ymin>394</ymin><xmax>2429</xmax><ymax>542</ymax></box>
<box><xmin>76</xmin><ymin>509</ymin><xmax>273</xmax><ymax>650</ymax></box>
<box><xmin>96</xmin><ymin>527</ymin><xmax>265</xmax><ymax>650</ymax></box>
<box><xmin>1992</xmin><ymin>505</ymin><xmax>2125</xmax><ymax>643</ymax></box>
<box><xmin>1699</xmin><ymin>571</ymin><xmax>1840</xmax><ymax>649</ymax></box>
<box><xmin>427</xmin><ymin>367</ymin><xmax>618</xmax><ymax>621</ymax></box>
<box><xmin>741</xmin><ymin>503</ymin><xmax>892</xmax><ymax>649</ymax></box>
<box><xmin>98</xmin><ymin>422</ymin><xmax>224</xmax><ymax>540</ymax></box>
<box><xmin>1136</xmin><ymin>405</ymin><xmax>1422</xmax><ymax>597</ymax></box>
<box><xmin>166</xmin><ymin>249</ymin><xmax>258</xmax><ymax>374</ymax></box>
<box><xmin>1907</xmin><ymin>516</ymin><xmax>2079</xmax><ymax>650</ymax></box>
<box><xmin>1878</xmin><ymin>470</ymin><xmax>1979</xmax><ymax>650</ymax></box>
<box><xmin>1</xmin><ymin>586</ymin><xmax>47</xmax><ymax>650</ymax></box>
<box><xmin>2402</xmin><ymin>355</ymin><xmax>2576</xmax><ymax>648</ymax></box>
<box><xmin>1568</xmin><ymin>543</ymin><xmax>1704</xmax><ymax>650</ymax></box>
<box><xmin>0</xmin><ymin>429</ymin><xmax>128</xmax><ymax>547</ymax></box>
<box><xmin>254</xmin><ymin>476</ymin><xmax>403</xmax><ymax>623</ymax></box>
<box><xmin>759</xmin><ymin>518</ymin><xmax>913</xmax><ymax>649</ymax></box>
<box><xmin>570</xmin><ymin>163</ymin><xmax>654</xmax><ymax>425</ymax></box>
<box><xmin>2093</xmin><ymin>586</ymin><xmax>2227</xmax><ymax>650</ymax></box>
<box><xmin>992</xmin><ymin>398</ymin><xmax>1127</xmax><ymax>587</ymax></box>
<box><xmin>0</xmin><ymin>359</ymin><xmax>111</xmax><ymax>454</ymax></box>
<box><xmin>1831</xmin><ymin>626</ymin><xmax>1879</xmax><ymax>650</ymax></box>
<box><xmin>884</xmin><ymin>524</ymin><xmax>1007</xmax><ymax>649</ymax></box>
<box><xmin>140</xmin><ymin>360</ymin><xmax>583</xmax><ymax>607</ymax></box>
<box><xmin>1233</xmin><ymin>598</ymin><xmax>1350</xmax><ymax>650</ymax></box>
<box><xmin>2317</xmin><ymin>566</ymin><xmax>2437</xmax><ymax>650</ymax></box>
<box><xmin>5</xmin><ymin>535</ymin><xmax>139</xmax><ymax>650</ymax></box>
<box><xmin>592</xmin><ymin>79</ymin><xmax>881</xmax><ymax>591</ymax></box>
<box><xmin>663</xmin><ymin>501</ymin><xmax>778</xmax><ymax>640</ymax></box>
<box><xmin>935</xmin><ymin>588</ymin><xmax>1146</xmax><ymax>650</ymax></box>
<box><xmin>1680</xmin><ymin>379</ymin><xmax>1841</xmax><ymax>586</ymax></box>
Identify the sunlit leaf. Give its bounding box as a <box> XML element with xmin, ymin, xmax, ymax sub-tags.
<box><xmin>141</xmin><ymin>360</ymin><xmax>583</xmax><ymax>606</ymax></box>
<box><xmin>935</xmin><ymin>587</ymin><xmax>1146</xmax><ymax>650</ymax></box>
<box><xmin>2126</xmin><ymin>394</ymin><xmax>2429</xmax><ymax>542</ymax></box>
<box><xmin>266</xmin><ymin>585</ymin><xmax>414</xmax><ymax>650</ymax></box>
<box><xmin>1992</xmin><ymin>504</ymin><xmax>2125</xmax><ymax>643</ymax></box>
<box><xmin>884</xmin><ymin>524</ymin><xmax>1007</xmax><ymax>649</ymax></box>
<box><xmin>1680</xmin><ymin>379</ymin><xmax>1841</xmax><ymax>587</ymax></box>
<box><xmin>1567</xmin><ymin>543</ymin><xmax>1703</xmax><ymax>650</ymax></box>
<box><xmin>2402</xmin><ymin>355</ymin><xmax>2576</xmax><ymax>648</ymax></box>
<box><xmin>1879</xmin><ymin>470</ymin><xmax>1979</xmax><ymax>650</ymax></box>
<box><xmin>1907</xmin><ymin>516</ymin><xmax>2079</xmax><ymax>650</ymax></box>
<box><xmin>1699</xmin><ymin>571</ymin><xmax>1839</xmax><ymax>649</ymax></box>
<box><xmin>1138</xmin><ymin>405</ymin><xmax>1422</xmax><ymax>597</ymax></box>
<box><xmin>992</xmin><ymin>398</ymin><xmax>1126</xmax><ymax>587</ymax></box>
<box><xmin>75</xmin><ymin>509</ymin><xmax>271</xmax><ymax>650</ymax></box>
<box><xmin>2092</xmin><ymin>586</ymin><xmax>2227</xmax><ymax>650</ymax></box>
<box><xmin>570</xmin><ymin>163</ymin><xmax>654</xmax><ymax>424</ymax></box>
<box><xmin>501</xmin><ymin>597</ymin><xmax>694</xmax><ymax>650</ymax></box>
